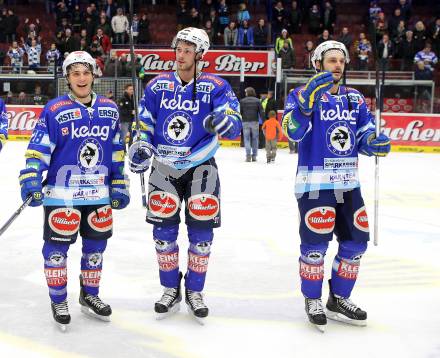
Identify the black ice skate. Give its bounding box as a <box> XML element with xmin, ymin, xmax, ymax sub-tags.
<box><xmin>51</xmin><ymin>300</ymin><xmax>71</xmax><ymax>332</ymax></box>
<box><xmin>305</xmin><ymin>298</ymin><xmax>327</xmax><ymax>332</ymax></box>
<box><xmin>79</xmin><ymin>275</ymin><xmax>112</xmax><ymax>322</ymax></box>
<box><xmin>326</xmin><ymin>280</ymin><xmax>367</xmax><ymax>326</ymax></box>
<box><xmin>154</xmin><ymin>272</ymin><xmax>182</xmax><ymax>320</ymax></box>
<box><xmin>185</xmin><ymin>289</ymin><xmax>209</xmax><ymax>325</ymax></box>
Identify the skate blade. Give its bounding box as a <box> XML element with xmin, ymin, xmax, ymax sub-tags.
<box><xmin>155</xmin><ymin>302</ymin><xmax>180</xmax><ymax>320</ymax></box>
<box><xmin>80</xmin><ymin>306</ymin><xmax>111</xmax><ymax>322</ymax></box>
<box><xmin>310</xmin><ymin>322</ymin><xmax>326</xmax><ymax>332</ymax></box>
<box><xmin>186</xmin><ymin>305</ymin><xmax>206</xmax><ymax>326</ymax></box>
<box><xmin>326</xmin><ymin>311</ymin><xmax>367</xmax><ymax>327</ymax></box>
<box><xmin>55</xmin><ymin>322</ymin><xmax>68</xmax><ymax>332</ymax></box>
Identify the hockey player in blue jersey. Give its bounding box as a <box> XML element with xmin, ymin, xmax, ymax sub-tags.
<box><xmin>282</xmin><ymin>41</ymin><xmax>390</xmax><ymax>330</ymax></box>
<box><xmin>128</xmin><ymin>27</ymin><xmax>242</xmax><ymax>323</ymax></box>
<box><xmin>0</xmin><ymin>98</ymin><xmax>8</xmax><ymax>153</ymax></box>
<box><xmin>18</xmin><ymin>51</ymin><xmax>129</xmax><ymax>331</ymax></box>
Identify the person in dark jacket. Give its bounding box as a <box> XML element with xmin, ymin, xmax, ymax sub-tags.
<box><xmin>254</xmin><ymin>18</ymin><xmax>268</xmax><ymax>48</ymax></box>
<box><xmin>279</xmin><ymin>41</ymin><xmax>295</xmax><ymax>69</ymax></box>
<box><xmin>240</xmin><ymin>87</ymin><xmax>264</xmax><ymax>162</ymax></box>
<box><xmin>118</xmin><ymin>84</ymin><xmax>135</xmax><ymax>151</ymax></box>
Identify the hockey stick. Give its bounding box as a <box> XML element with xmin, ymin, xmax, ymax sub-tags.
<box><xmin>127</xmin><ymin>0</ymin><xmax>147</xmax><ymax>208</ymax></box>
<box><xmin>0</xmin><ymin>178</ymin><xmax>48</xmax><ymax>237</ymax></box>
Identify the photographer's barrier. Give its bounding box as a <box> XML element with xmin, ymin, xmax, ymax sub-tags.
<box><xmin>5</xmin><ymin>105</ymin><xmax>440</xmax><ymax>153</ymax></box>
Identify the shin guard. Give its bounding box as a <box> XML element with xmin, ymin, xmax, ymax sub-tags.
<box><xmin>42</xmin><ymin>241</ymin><xmax>70</xmax><ymax>303</ymax></box>
<box><xmin>153</xmin><ymin>225</ymin><xmax>180</xmax><ymax>288</ymax></box>
<box><xmin>299</xmin><ymin>242</ymin><xmax>328</xmax><ymax>299</ymax></box>
<box><xmin>81</xmin><ymin>238</ymin><xmax>107</xmax><ymax>296</ymax></box>
<box><xmin>186</xmin><ymin>226</ymin><xmax>213</xmax><ymax>292</ymax></box>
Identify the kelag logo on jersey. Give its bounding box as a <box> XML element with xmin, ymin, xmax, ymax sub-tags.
<box><xmin>98</xmin><ymin>107</ymin><xmax>119</xmax><ymax>120</ymax></box>
<box><xmin>55</xmin><ymin>108</ymin><xmax>82</xmax><ymax>124</ymax></box>
<box><xmin>160</xmin><ymin>92</ymin><xmax>200</xmax><ymax>114</ymax></box>
<box><xmin>321</xmin><ymin>106</ymin><xmax>356</xmax><ymax>121</ymax></box>
<box><xmin>151</xmin><ymin>80</ymin><xmax>175</xmax><ymax>93</ymax></box>
<box><xmin>71</xmin><ymin>123</ymin><xmax>110</xmax><ymax>141</ymax></box>
<box><xmin>77</xmin><ymin>138</ymin><xmax>103</xmax><ymax>171</ymax></box>
<box><xmin>326</xmin><ymin>121</ymin><xmax>355</xmax><ymax>156</ymax></box>
<box><xmin>163</xmin><ymin>111</ymin><xmax>192</xmax><ymax>145</ymax></box>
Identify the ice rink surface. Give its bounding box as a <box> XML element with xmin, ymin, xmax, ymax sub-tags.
<box><xmin>0</xmin><ymin>141</ymin><xmax>439</xmax><ymax>358</ymax></box>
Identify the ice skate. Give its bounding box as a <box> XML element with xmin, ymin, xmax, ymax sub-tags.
<box><xmin>154</xmin><ymin>272</ymin><xmax>182</xmax><ymax>320</ymax></box>
<box><xmin>51</xmin><ymin>300</ymin><xmax>71</xmax><ymax>332</ymax></box>
<box><xmin>79</xmin><ymin>275</ymin><xmax>112</xmax><ymax>322</ymax></box>
<box><xmin>326</xmin><ymin>280</ymin><xmax>367</xmax><ymax>326</ymax></box>
<box><xmin>305</xmin><ymin>298</ymin><xmax>327</xmax><ymax>332</ymax></box>
<box><xmin>185</xmin><ymin>289</ymin><xmax>209</xmax><ymax>325</ymax></box>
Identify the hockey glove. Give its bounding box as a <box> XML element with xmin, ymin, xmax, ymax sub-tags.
<box><xmin>0</xmin><ymin>123</ymin><xmax>7</xmax><ymax>153</ymax></box>
<box><xmin>110</xmin><ymin>174</ymin><xmax>130</xmax><ymax>209</ymax></box>
<box><xmin>128</xmin><ymin>141</ymin><xmax>153</xmax><ymax>174</ymax></box>
<box><xmin>19</xmin><ymin>168</ymin><xmax>44</xmax><ymax>207</ymax></box>
<box><xmin>359</xmin><ymin>132</ymin><xmax>391</xmax><ymax>157</ymax></box>
<box><xmin>298</xmin><ymin>71</ymin><xmax>334</xmax><ymax>114</ymax></box>
<box><xmin>203</xmin><ymin>111</ymin><xmax>237</xmax><ymax>138</ymax></box>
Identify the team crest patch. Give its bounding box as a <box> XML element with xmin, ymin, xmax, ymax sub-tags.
<box><xmin>326</xmin><ymin>121</ymin><xmax>355</xmax><ymax>156</ymax></box>
<box><xmin>77</xmin><ymin>138</ymin><xmax>103</xmax><ymax>171</ymax></box>
<box><xmin>163</xmin><ymin>111</ymin><xmax>192</xmax><ymax>145</ymax></box>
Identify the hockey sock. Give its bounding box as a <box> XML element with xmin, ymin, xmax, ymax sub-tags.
<box><xmin>299</xmin><ymin>242</ymin><xmax>328</xmax><ymax>299</ymax></box>
<box><xmin>153</xmin><ymin>225</ymin><xmax>180</xmax><ymax>288</ymax></box>
<box><xmin>42</xmin><ymin>241</ymin><xmax>70</xmax><ymax>304</ymax></box>
<box><xmin>81</xmin><ymin>238</ymin><xmax>107</xmax><ymax>296</ymax></box>
<box><xmin>331</xmin><ymin>240</ymin><xmax>367</xmax><ymax>297</ymax></box>
<box><xmin>186</xmin><ymin>226</ymin><xmax>213</xmax><ymax>292</ymax></box>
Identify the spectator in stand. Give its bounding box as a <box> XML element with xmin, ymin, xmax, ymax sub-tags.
<box><xmin>56</xmin><ymin>2</ymin><xmax>70</xmax><ymax>26</ymax></box>
<box><xmin>303</xmin><ymin>40</ymin><xmax>314</xmax><ymax>70</ymax></box>
<box><xmin>224</xmin><ymin>20</ymin><xmax>238</xmax><ymax>47</ymax></box>
<box><xmin>118</xmin><ymin>54</ymin><xmax>130</xmax><ymax>77</ymax></box>
<box><xmin>56</xmin><ymin>18</ymin><xmax>71</xmax><ymax>35</ymax></box>
<box><xmin>414</xmin><ymin>42</ymin><xmax>438</xmax><ymax>72</ymax></box>
<box><xmin>204</xmin><ymin>19</ymin><xmax>215</xmax><ymax>44</ymax></box>
<box><xmin>218</xmin><ymin>0</ymin><xmax>230</xmax><ymax>33</ymax></box>
<box><xmin>132</xmin><ymin>13</ymin><xmax>140</xmax><ymax>44</ymax></box>
<box><xmin>413</xmin><ymin>21</ymin><xmax>428</xmax><ymax>53</ymax></box>
<box><xmin>79</xmin><ymin>38</ymin><xmax>89</xmax><ymax>51</ymax></box>
<box><xmin>93</xmin><ymin>28</ymin><xmax>112</xmax><ymax>57</ymax></box>
<box><xmin>118</xmin><ymin>83</ymin><xmax>135</xmax><ymax>152</ymax></box>
<box><xmin>278</xmin><ymin>41</ymin><xmax>295</xmax><ymax>69</ymax></box>
<box><xmin>398</xmin><ymin>0</ymin><xmax>411</xmax><ymax>22</ymax></box>
<box><xmin>84</xmin><ymin>4</ymin><xmax>99</xmax><ymax>25</ymax></box>
<box><xmin>4</xmin><ymin>9</ymin><xmax>19</xmax><ymax>43</ymax></box>
<box><xmin>177</xmin><ymin>0</ymin><xmax>191</xmax><ymax>31</ymax></box>
<box><xmin>357</xmin><ymin>35</ymin><xmax>372</xmax><ymax>70</ymax></box>
<box><xmin>72</xmin><ymin>5</ymin><xmax>82</xmax><ymax>33</ymax></box>
<box><xmin>308</xmin><ymin>4</ymin><xmax>322</xmax><ymax>36</ymax></box>
<box><xmin>288</xmin><ymin>1</ymin><xmax>302</xmax><ymax>34</ymax></box>
<box><xmin>32</xmin><ymin>84</ymin><xmax>48</xmax><ymax>105</ymax></box>
<box><xmin>368</xmin><ymin>1</ymin><xmax>382</xmax><ymax>25</ymax></box>
<box><xmin>98</xmin><ymin>14</ymin><xmax>112</xmax><ymax>37</ymax></box>
<box><xmin>388</xmin><ymin>8</ymin><xmax>404</xmax><ymax>39</ymax></box>
<box><xmin>321</xmin><ymin>1</ymin><xmax>336</xmax><ymax>34</ymax></box>
<box><xmin>0</xmin><ymin>9</ymin><xmax>6</xmax><ymax>43</ymax></box>
<box><xmin>254</xmin><ymin>18</ymin><xmax>268</xmax><ymax>48</ymax></box>
<box><xmin>237</xmin><ymin>3</ymin><xmax>250</xmax><ymax>27</ymax></box>
<box><xmin>102</xmin><ymin>0</ymin><xmax>118</xmax><ymax>19</ymax></box>
<box><xmin>104</xmin><ymin>52</ymin><xmax>122</xmax><ymax>77</ymax></box>
<box><xmin>24</xmin><ymin>18</ymin><xmax>42</xmax><ymax>45</ymax></box>
<box><xmin>111</xmin><ymin>8</ymin><xmax>128</xmax><ymax>44</ymax></box>
<box><xmin>275</xmin><ymin>29</ymin><xmax>293</xmax><ymax>56</ymax></box>
<box><xmin>272</xmin><ymin>1</ymin><xmax>287</xmax><ymax>40</ymax></box>
<box><xmin>398</xmin><ymin>30</ymin><xmax>416</xmax><ymax>71</ymax></box>
<box><xmin>46</xmin><ymin>43</ymin><xmax>61</xmax><ymax>73</ymax></box>
<box><xmin>189</xmin><ymin>7</ymin><xmax>201</xmax><ymax>28</ymax></box>
<box><xmin>23</xmin><ymin>37</ymin><xmax>42</xmax><ymax>71</ymax></box>
<box><xmin>430</xmin><ymin>18</ymin><xmax>440</xmax><ymax>56</ymax></box>
<box><xmin>7</xmin><ymin>41</ymin><xmax>24</xmax><ymax>73</ymax></box>
<box><xmin>393</xmin><ymin>20</ymin><xmax>406</xmax><ymax>48</ymax></box>
<box><xmin>206</xmin><ymin>9</ymin><xmax>221</xmax><ymax>45</ymax></box>
<box><xmin>83</xmin><ymin>16</ymin><xmax>98</xmax><ymax>43</ymax></box>
<box><xmin>415</xmin><ymin>61</ymin><xmax>433</xmax><ymax>80</ymax></box>
<box><xmin>201</xmin><ymin>0</ymin><xmax>216</xmax><ymax>24</ymax></box>
<box><xmin>317</xmin><ymin>29</ymin><xmax>332</xmax><ymax>46</ymax></box>
<box><xmin>237</xmin><ymin>20</ymin><xmax>254</xmax><ymax>47</ymax></box>
<box><xmin>79</xmin><ymin>29</ymin><xmax>92</xmax><ymax>48</ymax></box>
<box><xmin>378</xmin><ymin>33</ymin><xmax>394</xmax><ymax>71</ymax></box>
<box><xmin>138</xmin><ymin>13</ymin><xmax>150</xmax><ymax>44</ymax></box>
<box><xmin>62</xmin><ymin>28</ymin><xmax>79</xmax><ymax>54</ymax></box>
<box><xmin>338</xmin><ymin>27</ymin><xmax>353</xmax><ymax>53</ymax></box>
<box><xmin>12</xmin><ymin>92</ymin><xmax>32</xmax><ymax>105</ymax></box>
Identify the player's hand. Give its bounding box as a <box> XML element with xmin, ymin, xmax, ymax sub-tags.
<box><xmin>18</xmin><ymin>168</ymin><xmax>43</xmax><ymax>206</ymax></box>
<box><xmin>128</xmin><ymin>141</ymin><xmax>153</xmax><ymax>173</ymax></box>
<box><xmin>298</xmin><ymin>71</ymin><xmax>334</xmax><ymax>114</ymax></box>
<box><xmin>359</xmin><ymin>133</ymin><xmax>391</xmax><ymax>157</ymax></box>
<box><xmin>203</xmin><ymin>111</ymin><xmax>236</xmax><ymax>138</ymax></box>
<box><xmin>110</xmin><ymin>175</ymin><xmax>130</xmax><ymax>209</ymax></box>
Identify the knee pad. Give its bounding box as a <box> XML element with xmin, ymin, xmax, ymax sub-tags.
<box><xmin>188</xmin><ymin>226</ymin><xmax>213</xmax><ymax>255</ymax></box>
<box><xmin>299</xmin><ymin>242</ymin><xmax>328</xmax><ymax>281</ymax></box>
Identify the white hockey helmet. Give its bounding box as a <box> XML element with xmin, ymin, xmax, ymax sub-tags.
<box><xmin>311</xmin><ymin>40</ymin><xmax>350</xmax><ymax>71</ymax></box>
<box><xmin>62</xmin><ymin>51</ymin><xmax>98</xmax><ymax>77</ymax></box>
<box><xmin>171</xmin><ymin>27</ymin><xmax>210</xmax><ymax>57</ymax></box>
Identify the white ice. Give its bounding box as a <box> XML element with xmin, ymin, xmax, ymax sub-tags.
<box><xmin>0</xmin><ymin>141</ymin><xmax>439</xmax><ymax>358</ymax></box>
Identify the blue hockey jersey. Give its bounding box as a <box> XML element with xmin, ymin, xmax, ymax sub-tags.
<box><xmin>25</xmin><ymin>93</ymin><xmax>125</xmax><ymax>206</ymax></box>
<box><xmin>0</xmin><ymin>99</ymin><xmax>8</xmax><ymax>147</ymax></box>
<box><xmin>137</xmin><ymin>71</ymin><xmax>242</xmax><ymax>169</ymax></box>
<box><xmin>282</xmin><ymin>85</ymin><xmax>376</xmax><ymax>194</ymax></box>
